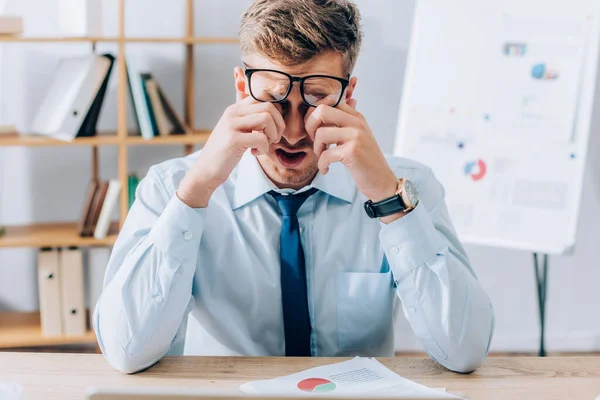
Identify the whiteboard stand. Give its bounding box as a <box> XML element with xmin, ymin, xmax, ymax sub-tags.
<box><xmin>533</xmin><ymin>253</ymin><xmax>548</xmax><ymax>357</ymax></box>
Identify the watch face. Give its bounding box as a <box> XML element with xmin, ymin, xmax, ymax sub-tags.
<box><xmin>404</xmin><ymin>180</ymin><xmax>419</xmax><ymax>207</ymax></box>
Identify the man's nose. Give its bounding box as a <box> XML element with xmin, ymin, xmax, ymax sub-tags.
<box><xmin>282</xmin><ymin>88</ymin><xmax>309</xmax><ymax>146</ymax></box>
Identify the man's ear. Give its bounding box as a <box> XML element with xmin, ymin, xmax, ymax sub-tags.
<box><xmin>234</xmin><ymin>66</ymin><xmax>249</xmax><ymax>102</ymax></box>
<box><xmin>344</xmin><ymin>76</ymin><xmax>358</xmax><ymax>102</ymax></box>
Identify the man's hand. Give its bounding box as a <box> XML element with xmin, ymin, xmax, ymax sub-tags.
<box><xmin>304</xmin><ymin>100</ymin><xmax>399</xmax><ymax>209</ymax></box>
<box><xmin>177</xmin><ymin>97</ymin><xmax>285</xmax><ymax>208</ymax></box>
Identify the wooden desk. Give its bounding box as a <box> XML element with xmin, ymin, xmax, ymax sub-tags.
<box><xmin>0</xmin><ymin>353</ymin><xmax>599</xmax><ymax>400</ymax></box>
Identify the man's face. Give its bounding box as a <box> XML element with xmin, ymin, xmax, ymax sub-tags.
<box><xmin>234</xmin><ymin>52</ymin><xmax>357</xmax><ymax>190</ymax></box>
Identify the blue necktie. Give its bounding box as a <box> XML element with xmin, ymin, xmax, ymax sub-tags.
<box><xmin>270</xmin><ymin>188</ymin><xmax>317</xmax><ymax>356</ymax></box>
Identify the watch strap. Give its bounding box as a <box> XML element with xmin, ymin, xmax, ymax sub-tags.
<box><xmin>364</xmin><ymin>194</ymin><xmax>407</xmax><ymax>218</ymax></box>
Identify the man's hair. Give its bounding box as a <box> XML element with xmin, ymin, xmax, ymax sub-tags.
<box><xmin>239</xmin><ymin>0</ymin><xmax>363</xmax><ymax>75</ymax></box>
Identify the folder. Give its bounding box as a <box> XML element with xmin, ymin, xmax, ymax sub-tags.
<box><xmin>37</xmin><ymin>248</ymin><xmax>62</xmax><ymax>336</ymax></box>
<box><xmin>94</xmin><ymin>179</ymin><xmax>121</xmax><ymax>240</ymax></box>
<box><xmin>59</xmin><ymin>247</ymin><xmax>86</xmax><ymax>336</ymax></box>
<box><xmin>30</xmin><ymin>54</ymin><xmax>112</xmax><ymax>141</ymax></box>
<box><xmin>86</xmin><ymin>247</ymin><xmax>110</xmax><ymax>328</ymax></box>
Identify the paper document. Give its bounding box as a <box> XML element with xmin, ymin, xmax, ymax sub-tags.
<box><xmin>0</xmin><ymin>382</ymin><xmax>23</xmax><ymax>400</ymax></box>
<box><xmin>240</xmin><ymin>357</ymin><xmax>462</xmax><ymax>399</ymax></box>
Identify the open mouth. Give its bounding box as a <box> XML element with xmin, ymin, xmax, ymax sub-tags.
<box><xmin>276</xmin><ymin>148</ymin><xmax>307</xmax><ymax>168</ymax></box>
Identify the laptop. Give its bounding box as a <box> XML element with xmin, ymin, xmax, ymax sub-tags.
<box><xmin>87</xmin><ymin>387</ymin><xmax>455</xmax><ymax>400</ymax></box>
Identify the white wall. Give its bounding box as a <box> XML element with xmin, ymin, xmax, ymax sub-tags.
<box><xmin>1</xmin><ymin>0</ymin><xmax>600</xmax><ymax>353</ymax></box>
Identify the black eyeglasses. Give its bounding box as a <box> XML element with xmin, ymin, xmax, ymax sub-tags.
<box><xmin>243</xmin><ymin>64</ymin><xmax>350</xmax><ymax>108</ymax></box>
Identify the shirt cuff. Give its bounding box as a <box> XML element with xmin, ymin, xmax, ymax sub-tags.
<box><xmin>379</xmin><ymin>202</ymin><xmax>445</xmax><ymax>274</ymax></box>
<box><xmin>149</xmin><ymin>194</ymin><xmax>206</xmax><ymax>262</ymax></box>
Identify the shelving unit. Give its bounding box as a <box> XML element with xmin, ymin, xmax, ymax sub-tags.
<box><xmin>0</xmin><ymin>0</ymin><xmax>237</xmax><ymax>349</ymax></box>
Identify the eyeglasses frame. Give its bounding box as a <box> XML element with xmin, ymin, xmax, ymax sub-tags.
<box><xmin>242</xmin><ymin>64</ymin><xmax>351</xmax><ymax>108</ymax></box>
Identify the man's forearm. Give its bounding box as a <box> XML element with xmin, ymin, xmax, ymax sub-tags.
<box><xmin>94</xmin><ymin>195</ymin><xmax>204</xmax><ymax>373</ymax></box>
<box><xmin>380</xmin><ymin>203</ymin><xmax>494</xmax><ymax>373</ymax></box>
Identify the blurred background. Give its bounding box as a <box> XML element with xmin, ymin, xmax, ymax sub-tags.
<box><xmin>0</xmin><ymin>0</ymin><xmax>599</xmax><ymax>356</ymax></box>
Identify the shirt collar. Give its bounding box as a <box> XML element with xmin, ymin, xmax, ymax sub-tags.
<box><xmin>232</xmin><ymin>150</ymin><xmax>355</xmax><ymax>210</ymax></box>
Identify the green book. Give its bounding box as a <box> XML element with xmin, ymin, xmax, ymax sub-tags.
<box><xmin>0</xmin><ymin>226</ymin><xmax>5</xmax><ymax>237</ymax></box>
<box><xmin>128</xmin><ymin>174</ymin><xmax>140</xmax><ymax>210</ymax></box>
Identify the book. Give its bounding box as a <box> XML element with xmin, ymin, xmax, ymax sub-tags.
<box><xmin>94</xmin><ymin>179</ymin><xmax>121</xmax><ymax>240</ymax></box>
<box><xmin>155</xmin><ymin>79</ymin><xmax>190</xmax><ymax>135</ymax></box>
<box><xmin>78</xmin><ymin>180</ymin><xmax>98</xmax><ymax>236</ymax></box>
<box><xmin>128</xmin><ymin>174</ymin><xmax>140</xmax><ymax>210</ymax></box>
<box><xmin>126</xmin><ymin>55</ymin><xmax>154</xmax><ymax>140</ymax></box>
<box><xmin>142</xmin><ymin>74</ymin><xmax>170</xmax><ymax>136</ymax></box>
<box><xmin>80</xmin><ymin>180</ymin><xmax>109</xmax><ymax>237</ymax></box>
<box><xmin>0</xmin><ymin>124</ymin><xmax>17</xmax><ymax>135</ymax></box>
<box><xmin>127</xmin><ymin>66</ymin><xmax>191</xmax><ymax>138</ymax></box>
<box><xmin>0</xmin><ymin>16</ymin><xmax>23</xmax><ymax>35</ymax></box>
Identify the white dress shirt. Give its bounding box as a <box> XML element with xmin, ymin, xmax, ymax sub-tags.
<box><xmin>94</xmin><ymin>150</ymin><xmax>495</xmax><ymax>374</ymax></box>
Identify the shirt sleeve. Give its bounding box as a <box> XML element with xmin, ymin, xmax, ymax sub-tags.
<box><xmin>380</xmin><ymin>168</ymin><xmax>495</xmax><ymax>373</ymax></box>
<box><xmin>93</xmin><ymin>165</ymin><xmax>205</xmax><ymax>373</ymax></box>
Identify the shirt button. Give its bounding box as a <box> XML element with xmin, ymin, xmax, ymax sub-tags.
<box><xmin>153</xmin><ymin>294</ymin><xmax>162</xmax><ymax>303</ymax></box>
<box><xmin>183</xmin><ymin>231</ymin><xmax>193</xmax><ymax>241</ymax></box>
<box><xmin>410</xmin><ymin>307</ymin><xmax>417</xmax><ymax>313</ymax></box>
<box><xmin>391</xmin><ymin>246</ymin><xmax>400</xmax><ymax>255</ymax></box>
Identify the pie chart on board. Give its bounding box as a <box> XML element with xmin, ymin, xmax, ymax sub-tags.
<box><xmin>464</xmin><ymin>159</ymin><xmax>487</xmax><ymax>182</ymax></box>
<box><xmin>297</xmin><ymin>378</ymin><xmax>337</xmax><ymax>393</ymax></box>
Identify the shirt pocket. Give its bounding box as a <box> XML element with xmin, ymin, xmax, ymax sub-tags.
<box><xmin>336</xmin><ymin>271</ymin><xmax>394</xmax><ymax>351</ymax></box>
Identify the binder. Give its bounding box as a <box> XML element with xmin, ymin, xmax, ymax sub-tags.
<box><xmin>86</xmin><ymin>247</ymin><xmax>110</xmax><ymax>328</ymax></box>
<box><xmin>31</xmin><ymin>54</ymin><xmax>113</xmax><ymax>141</ymax></box>
<box><xmin>59</xmin><ymin>247</ymin><xmax>86</xmax><ymax>336</ymax></box>
<box><xmin>37</xmin><ymin>248</ymin><xmax>62</xmax><ymax>336</ymax></box>
<box><xmin>76</xmin><ymin>54</ymin><xmax>115</xmax><ymax>137</ymax></box>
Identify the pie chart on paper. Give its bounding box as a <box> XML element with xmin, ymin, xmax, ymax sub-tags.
<box><xmin>297</xmin><ymin>378</ymin><xmax>337</xmax><ymax>393</ymax></box>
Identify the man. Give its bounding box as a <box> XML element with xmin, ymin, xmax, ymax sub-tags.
<box><xmin>94</xmin><ymin>0</ymin><xmax>494</xmax><ymax>374</ymax></box>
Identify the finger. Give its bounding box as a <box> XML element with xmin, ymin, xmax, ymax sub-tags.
<box><xmin>346</xmin><ymin>98</ymin><xmax>358</xmax><ymax>110</ymax></box>
<box><xmin>336</xmin><ymin>99</ymin><xmax>361</xmax><ymax>116</ymax></box>
<box><xmin>304</xmin><ymin>104</ymin><xmax>360</xmax><ymax>140</ymax></box>
<box><xmin>313</xmin><ymin>127</ymin><xmax>354</xmax><ymax>157</ymax></box>
<box><xmin>240</xmin><ymin>102</ymin><xmax>286</xmax><ymax>140</ymax></box>
<box><xmin>236</xmin><ymin>131</ymin><xmax>270</xmax><ymax>155</ymax></box>
<box><xmin>233</xmin><ymin>112</ymin><xmax>278</xmax><ymax>144</ymax></box>
<box><xmin>318</xmin><ymin>145</ymin><xmax>345</xmax><ymax>175</ymax></box>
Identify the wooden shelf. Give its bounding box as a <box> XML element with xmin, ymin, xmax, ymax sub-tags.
<box><xmin>0</xmin><ymin>36</ymin><xmax>118</xmax><ymax>43</ymax></box>
<box><xmin>0</xmin><ymin>36</ymin><xmax>238</xmax><ymax>44</ymax></box>
<box><xmin>0</xmin><ymin>133</ymin><xmax>120</xmax><ymax>147</ymax></box>
<box><xmin>0</xmin><ymin>132</ymin><xmax>210</xmax><ymax>147</ymax></box>
<box><xmin>0</xmin><ymin>222</ymin><xmax>118</xmax><ymax>248</ymax></box>
<box><xmin>125</xmin><ymin>131</ymin><xmax>211</xmax><ymax>145</ymax></box>
<box><xmin>126</xmin><ymin>37</ymin><xmax>239</xmax><ymax>44</ymax></box>
<box><xmin>0</xmin><ymin>311</ymin><xmax>96</xmax><ymax>348</ymax></box>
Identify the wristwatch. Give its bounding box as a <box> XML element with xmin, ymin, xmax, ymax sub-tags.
<box><xmin>364</xmin><ymin>178</ymin><xmax>419</xmax><ymax>219</ymax></box>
